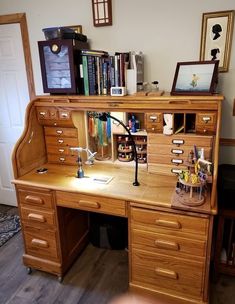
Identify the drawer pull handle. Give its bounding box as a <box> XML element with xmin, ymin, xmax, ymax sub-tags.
<box><xmin>58</xmin><ymin>148</ymin><xmax>65</xmax><ymax>153</ymax></box>
<box><xmin>171</xmin><ymin>168</ymin><xmax>183</xmax><ymax>175</ymax></box>
<box><xmin>171</xmin><ymin>149</ymin><xmax>183</xmax><ymax>155</ymax></box>
<box><xmin>61</xmin><ymin>113</ymin><xmax>68</xmax><ymax>118</ymax></box>
<box><xmin>28</xmin><ymin>213</ymin><xmax>46</xmax><ymax>223</ymax></box>
<box><xmin>149</xmin><ymin>115</ymin><xmax>157</xmax><ymax>121</ymax></box>
<box><xmin>78</xmin><ymin>200</ymin><xmax>101</xmax><ymax>209</ymax></box>
<box><xmin>58</xmin><ymin>139</ymin><xmax>64</xmax><ymax>144</ymax></box>
<box><xmin>56</xmin><ymin>130</ymin><xmax>63</xmax><ymax>135</ymax></box>
<box><xmin>172</xmin><ymin>139</ymin><xmax>184</xmax><ymax>146</ymax></box>
<box><xmin>25</xmin><ymin>195</ymin><xmax>44</xmax><ymax>205</ymax></box>
<box><xmin>155</xmin><ymin>219</ymin><xmax>181</xmax><ymax>229</ymax></box>
<box><xmin>171</xmin><ymin>159</ymin><xmax>183</xmax><ymax>165</ymax></box>
<box><xmin>39</xmin><ymin>111</ymin><xmax>46</xmax><ymax>116</ymax></box>
<box><xmin>155</xmin><ymin>267</ymin><xmax>178</xmax><ymax>280</ymax></box>
<box><xmin>202</xmin><ymin>116</ymin><xmax>211</xmax><ymax>123</ymax></box>
<box><xmin>31</xmin><ymin>238</ymin><xmax>49</xmax><ymax>248</ymax></box>
<box><xmin>155</xmin><ymin>239</ymin><xmax>180</xmax><ymax>251</ymax></box>
<box><xmin>59</xmin><ymin>157</ymin><xmax>65</xmax><ymax>162</ymax></box>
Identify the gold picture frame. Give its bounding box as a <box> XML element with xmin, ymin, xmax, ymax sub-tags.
<box><xmin>64</xmin><ymin>25</ymin><xmax>83</xmax><ymax>34</ymax></box>
<box><xmin>200</xmin><ymin>10</ymin><xmax>234</xmax><ymax>72</ymax></box>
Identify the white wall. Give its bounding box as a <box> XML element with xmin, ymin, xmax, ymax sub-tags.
<box><xmin>0</xmin><ymin>0</ymin><xmax>235</xmax><ymax>163</ymax></box>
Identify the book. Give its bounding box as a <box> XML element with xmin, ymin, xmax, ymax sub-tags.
<box><xmin>80</xmin><ymin>49</ymin><xmax>109</xmax><ymax>57</ymax></box>
<box><xmin>82</xmin><ymin>55</ymin><xmax>89</xmax><ymax>96</ymax></box>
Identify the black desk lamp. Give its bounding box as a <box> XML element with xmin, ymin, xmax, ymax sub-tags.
<box><xmin>98</xmin><ymin>112</ymin><xmax>140</xmax><ymax>186</ymax></box>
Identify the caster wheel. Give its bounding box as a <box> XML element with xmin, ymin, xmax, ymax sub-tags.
<box><xmin>27</xmin><ymin>267</ymin><xmax>32</xmax><ymax>274</ymax></box>
<box><xmin>58</xmin><ymin>276</ymin><xmax>63</xmax><ymax>283</ymax></box>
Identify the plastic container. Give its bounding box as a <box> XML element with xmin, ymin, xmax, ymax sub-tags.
<box><xmin>42</xmin><ymin>27</ymin><xmax>75</xmax><ymax>40</ymax></box>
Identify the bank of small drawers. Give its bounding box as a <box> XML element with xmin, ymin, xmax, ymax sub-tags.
<box><xmin>56</xmin><ymin>191</ymin><xmax>127</xmax><ymax>217</ymax></box>
<box><xmin>44</xmin><ymin>126</ymin><xmax>78</xmax><ymax>165</ymax></box>
<box><xmin>37</xmin><ymin>106</ymin><xmax>73</xmax><ymax>127</ymax></box>
<box><xmin>130</xmin><ymin>207</ymin><xmax>209</xmax><ymax>300</ymax></box>
<box><xmin>17</xmin><ymin>187</ymin><xmax>59</xmax><ymax>262</ymax></box>
<box><xmin>147</xmin><ymin>133</ymin><xmax>213</xmax><ymax>176</ymax></box>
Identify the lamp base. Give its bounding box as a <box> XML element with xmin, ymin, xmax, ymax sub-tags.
<box><xmin>133</xmin><ymin>181</ymin><xmax>140</xmax><ymax>186</ymax></box>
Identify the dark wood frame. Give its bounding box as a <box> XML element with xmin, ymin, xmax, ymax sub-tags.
<box><xmin>92</xmin><ymin>0</ymin><xmax>112</xmax><ymax>27</ymax></box>
<box><xmin>200</xmin><ymin>10</ymin><xmax>234</xmax><ymax>73</ymax></box>
<box><xmin>171</xmin><ymin>60</ymin><xmax>219</xmax><ymax>96</ymax></box>
<box><xmin>38</xmin><ymin>39</ymin><xmax>77</xmax><ymax>94</ymax></box>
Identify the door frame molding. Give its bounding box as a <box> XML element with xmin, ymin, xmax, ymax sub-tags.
<box><xmin>0</xmin><ymin>13</ymin><xmax>35</xmax><ymax>100</ymax></box>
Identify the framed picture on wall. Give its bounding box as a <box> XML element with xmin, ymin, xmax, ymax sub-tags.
<box><xmin>171</xmin><ymin>60</ymin><xmax>219</xmax><ymax>95</ymax></box>
<box><xmin>200</xmin><ymin>10</ymin><xmax>234</xmax><ymax>72</ymax></box>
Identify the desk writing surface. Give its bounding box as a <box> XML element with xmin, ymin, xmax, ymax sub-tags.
<box><xmin>13</xmin><ymin>162</ymin><xmax>177</xmax><ymax>208</ymax></box>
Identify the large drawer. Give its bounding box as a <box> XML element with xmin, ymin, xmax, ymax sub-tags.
<box><xmin>56</xmin><ymin>191</ymin><xmax>127</xmax><ymax>217</ymax></box>
<box><xmin>131</xmin><ymin>207</ymin><xmax>208</xmax><ymax>239</ymax></box>
<box><xmin>131</xmin><ymin>249</ymin><xmax>204</xmax><ymax>299</ymax></box>
<box><xmin>132</xmin><ymin>229</ymin><xmax>206</xmax><ymax>258</ymax></box>
<box><xmin>21</xmin><ymin>206</ymin><xmax>56</xmax><ymax>228</ymax></box>
<box><xmin>17</xmin><ymin>187</ymin><xmax>53</xmax><ymax>210</ymax></box>
<box><xmin>23</xmin><ymin>224</ymin><xmax>59</xmax><ymax>260</ymax></box>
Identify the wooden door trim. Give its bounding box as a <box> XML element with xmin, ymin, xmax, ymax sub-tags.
<box><xmin>0</xmin><ymin>13</ymin><xmax>35</xmax><ymax>100</ymax></box>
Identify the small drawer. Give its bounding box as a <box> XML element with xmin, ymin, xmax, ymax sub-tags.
<box><xmin>196</xmin><ymin>124</ymin><xmax>216</xmax><ymax>134</ymax></box>
<box><xmin>147</xmin><ymin>163</ymin><xmax>187</xmax><ymax>176</ymax></box>
<box><xmin>145</xmin><ymin>113</ymin><xmax>163</xmax><ymax>123</ymax></box>
<box><xmin>131</xmin><ymin>249</ymin><xmax>204</xmax><ymax>299</ymax></box>
<box><xmin>58</xmin><ymin>109</ymin><xmax>71</xmax><ymax>120</ymax></box>
<box><xmin>148</xmin><ymin>154</ymin><xmax>185</xmax><ymax>166</ymax></box>
<box><xmin>17</xmin><ymin>188</ymin><xmax>53</xmax><ymax>209</ymax></box>
<box><xmin>132</xmin><ymin>229</ymin><xmax>206</xmax><ymax>258</ymax></box>
<box><xmin>47</xmin><ymin>154</ymin><xmax>77</xmax><ymax>165</ymax></box>
<box><xmin>23</xmin><ymin>225</ymin><xmax>59</xmax><ymax>260</ymax></box>
<box><xmin>45</xmin><ymin>136</ymin><xmax>78</xmax><ymax>147</ymax></box>
<box><xmin>197</xmin><ymin>113</ymin><xmax>217</xmax><ymax>125</ymax></box>
<box><xmin>56</xmin><ymin>191</ymin><xmax>127</xmax><ymax>217</ymax></box>
<box><xmin>131</xmin><ymin>207</ymin><xmax>208</xmax><ymax>239</ymax></box>
<box><xmin>21</xmin><ymin>206</ymin><xmax>56</xmax><ymax>227</ymax></box>
<box><xmin>46</xmin><ymin>145</ymin><xmax>73</xmax><ymax>156</ymax></box>
<box><xmin>44</xmin><ymin>127</ymin><xmax>77</xmax><ymax>138</ymax></box>
<box><xmin>146</xmin><ymin>123</ymin><xmax>163</xmax><ymax>133</ymax></box>
<box><xmin>148</xmin><ymin>133</ymin><xmax>213</xmax><ymax>147</ymax></box>
<box><xmin>37</xmin><ymin>107</ymin><xmax>50</xmax><ymax>120</ymax></box>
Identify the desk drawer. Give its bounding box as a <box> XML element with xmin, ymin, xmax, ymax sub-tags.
<box><xmin>18</xmin><ymin>187</ymin><xmax>53</xmax><ymax>210</ymax></box>
<box><xmin>132</xmin><ymin>229</ymin><xmax>206</xmax><ymax>258</ymax></box>
<box><xmin>44</xmin><ymin>127</ymin><xmax>77</xmax><ymax>138</ymax></box>
<box><xmin>56</xmin><ymin>191</ymin><xmax>127</xmax><ymax>217</ymax></box>
<box><xmin>131</xmin><ymin>249</ymin><xmax>204</xmax><ymax>299</ymax></box>
<box><xmin>131</xmin><ymin>207</ymin><xmax>208</xmax><ymax>239</ymax></box>
<box><xmin>148</xmin><ymin>133</ymin><xmax>213</xmax><ymax>147</ymax></box>
<box><xmin>45</xmin><ymin>136</ymin><xmax>78</xmax><ymax>147</ymax></box>
<box><xmin>23</xmin><ymin>225</ymin><xmax>59</xmax><ymax>260</ymax></box>
<box><xmin>21</xmin><ymin>206</ymin><xmax>56</xmax><ymax>228</ymax></box>
<box><xmin>47</xmin><ymin>154</ymin><xmax>77</xmax><ymax>165</ymax></box>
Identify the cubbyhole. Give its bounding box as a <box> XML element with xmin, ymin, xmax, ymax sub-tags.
<box><xmin>173</xmin><ymin>113</ymin><xmax>185</xmax><ymax>134</ymax></box>
<box><xmin>185</xmin><ymin>114</ymin><xmax>196</xmax><ymax>133</ymax></box>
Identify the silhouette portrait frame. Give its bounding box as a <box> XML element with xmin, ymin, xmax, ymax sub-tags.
<box><xmin>200</xmin><ymin>10</ymin><xmax>234</xmax><ymax>72</ymax></box>
<box><xmin>171</xmin><ymin>61</ymin><xmax>219</xmax><ymax>96</ymax></box>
